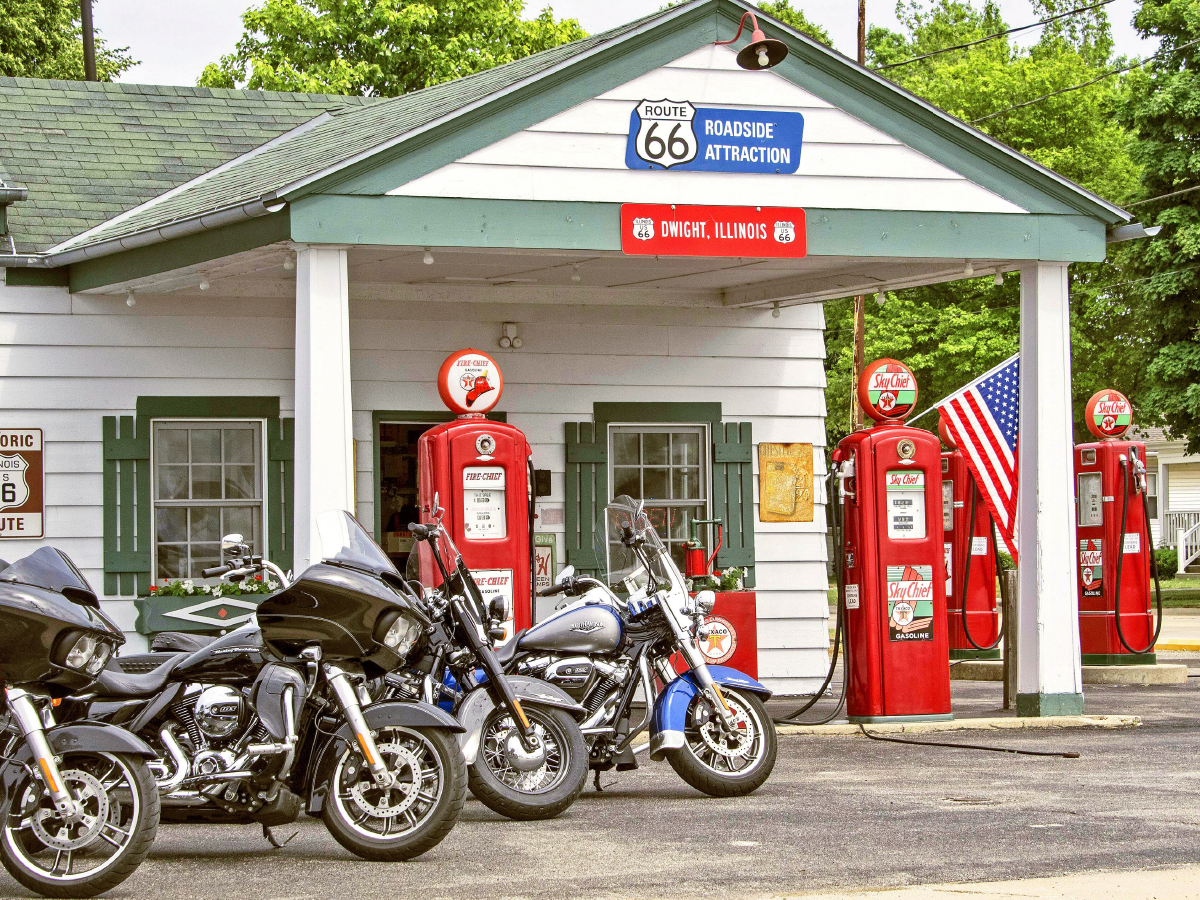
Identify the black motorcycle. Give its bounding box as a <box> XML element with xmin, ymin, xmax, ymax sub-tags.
<box><xmin>73</xmin><ymin>511</ymin><xmax>466</xmax><ymax>861</ymax></box>
<box><xmin>390</xmin><ymin>514</ymin><xmax>589</xmax><ymax>820</ymax></box>
<box><xmin>0</xmin><ymin>547</ymin><xmax>160</xmax><ymax>898</ymax></box>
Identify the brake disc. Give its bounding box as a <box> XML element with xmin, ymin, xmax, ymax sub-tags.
<box><xmin>347</xmin><ymin>741</ymin><xmax>423</xmax><ymax>818</ymax></box>
<box><xmin>29</xmin><ymin>769</ymin><xmax>108</xmax><ymax>852</ymax></box>
<box><xmin>698</xmin><ymin>700</ymin><xmax>754</xmax><ymax>761</ymax></box>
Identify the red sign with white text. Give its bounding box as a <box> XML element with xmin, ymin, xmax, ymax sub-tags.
<box><xmin>620</xmin><ymin>204</ymin><xmax>806</xmax><ymax>258</ymax></box>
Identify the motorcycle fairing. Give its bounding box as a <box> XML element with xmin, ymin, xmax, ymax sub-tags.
<box><xmin>251</xmin><ymin>662</ymin><xmax>307</xmax><ymax>742</ymax></box>
<box><xmin>456</xmin><ymin>675</ymin><xmax>584</xmax><ymax>764</ymax></box>
<box><xmin>647</xmin><ymin>665</ymin><xmax>771</xmax><ymax>761</ymax></box>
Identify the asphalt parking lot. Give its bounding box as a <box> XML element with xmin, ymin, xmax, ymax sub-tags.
<box><xmin>3</xmin><ymin>676</ymin><xmax>1199</xmax><ymax>900</ymax></box>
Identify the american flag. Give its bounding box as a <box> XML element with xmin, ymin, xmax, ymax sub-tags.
<box><xmin>936</xmin><ymin>354</ymin><xmax>1019</xmax><ymax>559</ymax></box>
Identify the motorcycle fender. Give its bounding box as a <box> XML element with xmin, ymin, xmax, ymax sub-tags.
<box><xmin>648</xmin><ymin>665</ymin><xmax>771</xmax><ymax>762</ymax></box>
<box><xmin>11</xmin><ymin>721</ymin><xmax>158</xmax><ymax>766</ymax></box>
<box><xmin>456</xmin><ymin>676</ymin><xmax>584</xmax><ymax>765</ymax></box>
<box><xmin>305</xmin><ymin>701</ymin><xmax>465</xmax><ymax>816</ymax></box>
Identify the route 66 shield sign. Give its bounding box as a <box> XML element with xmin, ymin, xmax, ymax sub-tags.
<box><xmin>632</xmin><ymin>99</ymin><xmax>698</xmax><ymax>169</ymax></box>
<box><xmin>0</xmin><ymin>454</ymin><xmax>29</xmax><ymax>511</ymax></box>
<box><xmin>631</xmin><ymin>217</ymin><xmax>654</xmax><ymax>241</ymax></box>
<box><xmin>774</xmin><ymin>221</ymin><xmax>796</xmax><ymax>244</ymax></box>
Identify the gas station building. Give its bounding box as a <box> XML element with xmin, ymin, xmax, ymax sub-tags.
<box><xmin>0</xmin><ymin>0</ymin><xmax>1134</xmax><ymax>709</ymax></box>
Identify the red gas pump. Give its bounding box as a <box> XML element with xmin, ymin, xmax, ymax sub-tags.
<box><xmin>834</xmin><ymin>359</ymin><xmax>952</xmax><ymax>723</ymax></box>
<box><xmin>1074</xmin><ymin>389</ymin><xmax>1163</xmax><ymax>664</ymax></box>
<box><xmin>939</xmin><ymin>419</ymin><xmax>1001</xmax><ymax>659</ymax></box>
<box><xmin>417</xmin><ymin>349</ymin><xmax>534</xmax><ymax>642</ymax></box>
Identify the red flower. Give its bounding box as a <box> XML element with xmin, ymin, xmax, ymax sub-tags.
<box><xmin>149</xmin><ymin>586</ymin><xmax>157</xmax><ymax>593</ymax></box>
<box><xmin>255</xmin><ymin>575</ymin><xmax>262</xmax><ymax>581</ymax></box>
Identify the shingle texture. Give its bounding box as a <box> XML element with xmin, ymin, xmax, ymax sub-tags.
<box><xmin>0</xmin><ymin>78</ymin><xmax>384</xmax><ymax>253</ymax></box>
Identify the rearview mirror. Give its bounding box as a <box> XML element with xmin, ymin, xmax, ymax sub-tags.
<box><xmin>221</xmin><ymin>533</ymin><xmax>245</xmax><ymax>552</ymax></box>
<box><xmin>556</xmin><ymin>565</ymin><xmax>575</xmax><ymax>585</ymax></box>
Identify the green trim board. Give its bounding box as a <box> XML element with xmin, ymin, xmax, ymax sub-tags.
<box><xmin>950</xmin><ymin>648</ymin><xmax>1002</xmax><ymax>660</ymax></box>
<box><xmin>291</xmin><ymin>196</ymin><xmax>1109</xmax><ymax>263</ymax></box>
<box><xmin>371</xmin><ymin>409</ymin><xmax>507</xmax><ymax>541</ymax></box>
<box><xmin>1016</xmin><ymin>692</ymin><xmax>1085</xmax><ymax>717</ymax></box>
<box><xmin>3</xmin><ymin>267</ymin><xmax>70</xmax><ymax>287</ymax></box>
<box><xmin>1082</xmin><ymin>653</ymin><xmax>1157</xmax><ymax>666</ymax></box>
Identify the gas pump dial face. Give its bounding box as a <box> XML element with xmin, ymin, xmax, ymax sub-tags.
<box><xmin>858</xmin><ymin>359</ymin><xmax>918</xmax><ymax>423</ymax></box>
<box><xmin>1084</xmin><ymin>389</ymin><xmax>1131</xmax><ymax>440</ymax></box>
<box><xmin>437</xmin><ymin>349</ymin><xmax>504</xmax><ymax>416</ymax></box>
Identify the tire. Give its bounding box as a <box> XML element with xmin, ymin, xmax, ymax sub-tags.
<box><xmin>666</xmin><ymin>687</ymin><xmax>777</xmax><ymax>797</ymax></box>
<box><xmin>0</xmin><ymin>752</ymin><xmax>160</xmax><ymax>898</ymax></box>
<box><xmin>468</xmin><ymin>705</ymin><xmax>586</xmax><ymax>821</ymax></box>
<box><xmin>322</xmin><ymin>726</ymin><xmax>465</xmax><ymax>862</ymax></box>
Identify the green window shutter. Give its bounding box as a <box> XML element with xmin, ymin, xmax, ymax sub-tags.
<box><xmin>713</xmin><ymin>422</ymin><xmax>756</xmax><ymax>588</ymax></box>
<box><xmin>268</xmin><ymin>417</ymin><xmax>295</xmax><ymax>574</ymax></box>
<box><xmin>102</xmin><ymin>416</ymin><xmax>151</xmax><ymax>597</ymax></box>
<box><xmin>564</xmin><ymin>422</ymin><xmax>605</xmax><ymax>574</ymax></box>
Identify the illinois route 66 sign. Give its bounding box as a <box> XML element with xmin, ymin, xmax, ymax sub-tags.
<box><xmin>0</xmin><ymin>429</ymin><xmax>43</xmax><ymax>538</ymax></box>
<box><xmin>631</xmin><ymin>99</ymin><xmax>697</xmax><ymax>169</ymax></box>
<box><xmin>774</xmin><ymin>221</ymin><xmax>796</xmax><ymax>244</ymax></box>
<box><xmin>631</xmin><ymin>217</ymin><xmax>654</xmax><ymax>241</ymax></box>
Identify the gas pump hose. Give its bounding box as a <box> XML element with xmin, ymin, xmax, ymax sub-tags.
<box><xmin>1112</xmin><ymin>455</ymin><xmax>1164</xmax><ymax>656</ymax></box>
<box><xmin>773</xmin><ymin>470</ymin><xmax>848</xmax><ymax>726</ymax></box>
<box><xmin>959</xmin><ymin>483</ymin><xmax>1004</xmax><ymax>653</ymax></box>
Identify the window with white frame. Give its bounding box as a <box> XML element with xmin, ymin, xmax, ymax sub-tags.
<box><xmin>1146</xmin><ymin>470</ymin><xmax>1159</xmax><ymax>521</ymax></box>
<box><xmin>609</xmin><ymin>425</ymin><xmax>708</xmax><ymax>568</ymax></box>
<box><xmin>153</xmin><ymin>421</ymin><xmax>265</xmax><ymax>581</ymax></box>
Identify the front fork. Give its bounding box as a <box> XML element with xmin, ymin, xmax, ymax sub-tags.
<box><xmin>5</xmin><ymin>687</ymin><xmax>77</xmax><ymax>819</ymax></box>
<box><xmin>658</xmin><ymin>604</ymin><xmax>740</xmax><ymax>732</ymax></box>
<box><xmin>325</xmin><ymin>664</ymin><xmax>393</xmax><ymax>788</ymax></box>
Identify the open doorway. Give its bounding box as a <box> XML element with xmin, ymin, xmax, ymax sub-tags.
<box><xmin>377</xmin><ymin>420</ymin><xmax>438</xmax><ymax>571</ymax></box>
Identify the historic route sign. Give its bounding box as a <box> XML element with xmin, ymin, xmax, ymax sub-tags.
<box><xmin>625</xmin><ymin>100</ymin><xmax>804</xmax><ymax>173</ymax></box>
<box><xmin>0</xmin><ymin>428</ymin><xmax>44</xmax><ymax>538</ymax></box>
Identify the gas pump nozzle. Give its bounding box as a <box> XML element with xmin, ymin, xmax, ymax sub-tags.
<box><xmin>835</xmin><ymin>454</ymin><xmax>856</xmax><ymax>502</ymax></box>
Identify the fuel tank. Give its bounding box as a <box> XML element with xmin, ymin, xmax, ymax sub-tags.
<box><xmin>519</xmin><ymin>594</ymin><xmax>623</xmax><ymax>655</ymax></box>
<box><xmin>173</xmin><ymin>623</ymin><xmax>268</xmax><ymax>684</ymax></box>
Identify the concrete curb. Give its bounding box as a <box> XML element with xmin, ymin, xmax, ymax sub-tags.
<box><xmin>776</xmin><ymin>714</ymin><xmax>1139</xmax><ymax>736</ymax></box>
<box><xmin>949</xmin><ymin>659</ymin><xmax>1190</xmax><ymax>684</ymax></box>
<box><xmin>1156</xmin><ymin>642</ymin><xmax>1200</xmax><ymax>651</ymax></box>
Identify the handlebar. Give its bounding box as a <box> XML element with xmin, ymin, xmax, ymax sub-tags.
<box><xmin>202</xmin><ymin>564</ymin><xmax>232</xmax><ymax>578</ymax></box>
<box><xmin>409</xmin><ymin>522</ymin><xmax>430</xmax><ymax>541</ymax></box>
<box><xmin>537</xmin><ymin>582</ymin><xmax>570</xmax><ymax>597</ymax></box>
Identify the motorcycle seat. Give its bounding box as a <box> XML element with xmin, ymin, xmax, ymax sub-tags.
<box><xmin>93</xmin><ymin>653</ymin><xmax>186</xmax><ymax>699</ymax></box>
<box><xmin>493</xmin><ymin>630</ymin><xmax>526</xmax><ymax>666</ymax></box>
<box><xmin>151</xmin><ymin>631</ymin><xmax>217</xmax><ymax>653</ymax></box>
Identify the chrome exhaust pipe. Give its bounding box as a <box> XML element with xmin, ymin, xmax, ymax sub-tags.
<box><xmin>157</xmin><ymin>726</ymin><xmax>190</xmax><ymax>794</ymax></box>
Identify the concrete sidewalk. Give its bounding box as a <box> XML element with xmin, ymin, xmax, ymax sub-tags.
<box><xmin>785</xmin><ymin>867</ymin><xmax>1200</xmax><ymax>900</ymax></box>
<box><xmin>1157</xmin><ymin>607</ymin><xmax>1200</xmax><ymax>650</ymax></box>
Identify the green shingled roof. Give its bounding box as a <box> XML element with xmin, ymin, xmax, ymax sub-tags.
<box><xmin>0</xmin><ymin>78</ymin><xmax>385</xmax><ymax>253</ymax></box>
<box><xmin>46</xmin><ymin>8</ymin><xmax>670</xmax><ymax>256</ymax></box>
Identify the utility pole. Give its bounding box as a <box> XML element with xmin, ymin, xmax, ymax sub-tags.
<box><xmin>850</xmin><ymin>0</ymin><xmax>868</xmax><ymax>431</ymax></box>
<box><xmin>81</xmin><ymin>0</ymin><xmax>97</xmax><ymax>81</ymax></box>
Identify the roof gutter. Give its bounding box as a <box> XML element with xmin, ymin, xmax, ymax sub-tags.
<box><xmin>0</xmin><ymin>196</ymin><xmax>287</xmax><ymax>268</ymax></box>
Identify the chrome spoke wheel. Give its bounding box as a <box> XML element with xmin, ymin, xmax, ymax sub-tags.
<box><xmin>330</xmin><ymin>727</ymin><xmax>444</xmax><ymax>843</ymax></box>
<box><xmin>683</xmin><ymin>692</ymin><xmax>766</xmax><ymax>777</ymax></box>
<box><xmin>479</xmin><ymin>712</ymin><xmax>567</xmax><ymax>796</ymax></box>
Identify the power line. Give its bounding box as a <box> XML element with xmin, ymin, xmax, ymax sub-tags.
<box><xmin>1127</xmin><ymin>184</ymin><xmax>1200</xmax><ymax>207</ymax></box>
<box><xmin>876</xmin><ymin>0</ymin><xmax>1116</xmax><ymax>71</ymax></box>
<box><xmin>970</xmin><ymin>36</ymin><xmax>1200</xmax><ymax>124</ymax></box>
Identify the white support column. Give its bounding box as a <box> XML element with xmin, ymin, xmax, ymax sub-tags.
<box><xmin>1016</xmin><ymin>261</ymin><xmax>1084</xmax><ymax>715</ymax></box>
<box><xmin>293</xmin><ymin>245</ymin><xmax>355</xmax><ymax>572</ymax></box>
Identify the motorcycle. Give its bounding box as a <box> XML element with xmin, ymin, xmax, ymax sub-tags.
<box><xmin>71</xmin><ymin>511</ymin><xmax>466</xmax><ymax>861</ymax></box>
<box><xmin>392</xmin><ymin>510</ymin><xmax>589</xmax><ymax>820</ymax></box>
<box><xmin>504</xmin><ymin>495</ymin><xmax>777</xmax><ymax>796</ymax></box>
<box><xmin>0</xmin><ymin>547</ymin><xmax>160</xmax><ymax>898</ymax></box>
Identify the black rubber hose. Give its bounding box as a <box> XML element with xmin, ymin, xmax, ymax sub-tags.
<box><xmin>1112</xmin><ymin>454</ymin><xmax>1163</xmax><ymax>655</ymax></box>
<box><xmin>858</xmin><ymin>725</ymin><xmax>1081</xmax><ymax>758</ymax></box>
<box><xmin>960</xmin><ymin>481</ymin><xmax>1003</xmax><ymax>652</ymax></box>
<box><xmin>774</xmin><ymin>469</ymin><xmax>848</xmax><ymax>725</ymax></box>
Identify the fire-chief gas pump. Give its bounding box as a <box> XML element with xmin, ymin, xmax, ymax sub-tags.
<box><xmin>417</xmin><ymin>348</ymin><xmax>535</xmax><ymax>642</ymax></box>
<box><xmin>939</xmin><ymin>419</ymin><xmax>1002</xmax><ymax>659</ymax></box>
<box><xmin>831</xmin><ymin>359</ymin><xmax>953</xmax><ymax>723</ymax></box>
<box><xmin>1074</xmin><ymin>389</ymin><xmax>1163</xmax><ymax>664</ymax></box>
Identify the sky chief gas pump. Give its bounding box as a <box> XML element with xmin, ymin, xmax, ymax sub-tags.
<box><xmin>832</xmin><ymin>359</ymin><xmax>952</xmax><ymax>723</ymax></box>
<box><xmin>939</xmin><ymin>419</ymin><xmax>1002</xmax><ymax>659</ymax></box>
<box><xmin>1074</xmin><ymin>389</ymin><xmax>1163</xmax><ymax>663</ymax></box>
<box><xmin>418</xmin><ymin>349</ymin><xmax>534</xmax><ymax>642</ymax></box>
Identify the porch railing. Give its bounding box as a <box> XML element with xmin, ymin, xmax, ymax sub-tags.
<box><xmin>1164</xmin><ymin>511</ymin><xmax>1200</xmax><ymax>546</ymax></box>
<box><xmin>1179</xmin><ymin>520</ymin><xmax>1200</xmax><ymax>575</ymax></box>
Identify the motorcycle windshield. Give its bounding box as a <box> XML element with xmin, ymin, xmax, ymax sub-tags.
<box><xmin>0</xmin><ymin>546</ymin><xmax>98</xmax><ymax>605</ymax></box>
<box><xmin>593</xmin><ymin>495</ymin><xmax>672</xmax><ymax>591</ymax></box>
<box><xmin>316</xmin><ymin>510</ymin><xmax>400</xmax><ymax>576</ymax></box>
<box><xmin>404</xmin><ymin>519</ymin><xmax>461</xmax><ymax>587</ymax></box>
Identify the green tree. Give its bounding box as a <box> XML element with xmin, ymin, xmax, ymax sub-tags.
<box><xmin>822</xmin><ymin>0</ymin><xmax>1142</xmax><ymax>449</ymax></box>
<box><xmin>198</xmin><ymin>0</ymin><xmax>586</xmax><ymax>96</ymax></box>
<box><xmin>753</xmin><ymin>1</ymin><xmax>831</xmax><ymax>44</ymax></box>
<box><xmin>0</xmin><ymin>0</ymin><xmax>134</xmax><ymax>80</ymax></box>
<box><xmin>1115</xmin><ymin>0</ymin><xmax>1200</xmax><ymax>453</ymax></box>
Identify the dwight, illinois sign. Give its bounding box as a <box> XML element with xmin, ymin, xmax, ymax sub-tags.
<box><xmin>0</xmin><ymin>429</ymin><xmax>44</xmax><ymax>538</ymax></box>
<box><xmin>625</xmin><ymin>99</ymin><xmax>804</xmax><ymax>173</ymax></box>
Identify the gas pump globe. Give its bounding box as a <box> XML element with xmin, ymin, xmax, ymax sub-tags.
<box><xmin>833</xmin><ymin>359</ymin><xmax>953</xmax><ymax>723</ymax></box>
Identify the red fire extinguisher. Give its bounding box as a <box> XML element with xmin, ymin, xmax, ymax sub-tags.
<box><xmin>683</xmin><ymin>517</ymin><xmax>724</xmax><ymax>581</ymax></box>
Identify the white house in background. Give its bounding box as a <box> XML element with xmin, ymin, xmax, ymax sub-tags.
<box><xmin>1136</xmin><ymin>428</ymin><xmax>1200</xmax><ymax>570</ymax></box>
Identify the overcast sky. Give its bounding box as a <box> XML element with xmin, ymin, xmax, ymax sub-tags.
<box><xmin>100</xmin><ymin>0</ymin><xmax>1157</xmax><ymax>88</ymax></box>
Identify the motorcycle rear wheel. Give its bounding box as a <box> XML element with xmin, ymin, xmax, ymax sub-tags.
<box><xmin>0</xmin><ymin>751</ymin><xmax>160</xmax><ymax>898</ymax></box>
<box><xmin>468</xmin><ymin>705</ymin><xmax>586</xmax><ymax>820</ymax></box>
<box><xmin>322</xmin><ymin>725</ymin><xmax>465</xmax><ymax>861</ymax></box>
<box><xmin>665</xmin><ymin>687</ymin><xmax>777</xmax><ymax>797</ymax></box>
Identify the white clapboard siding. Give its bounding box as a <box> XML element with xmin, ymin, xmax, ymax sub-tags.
<box><xmin>1169</xmin><ymin>463</ymin><xmax>1200</xmax><ymax>510</ymax></box>
<box><xmin>389</xmin><ymin>44</ymin><xmax>1025</xmax><ymax>216</ymax></box>
<box><xmin>0</xmin><ymin>279</ymin><xmax>830</xmax><ymax>694</ymax></box>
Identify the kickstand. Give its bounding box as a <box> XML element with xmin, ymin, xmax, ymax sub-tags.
<box><xmin>592</xmin><ymin>769</ymin><xmax>617</xmax><ymax>792</ymax></box>
<box><xmin>262</xmin><ymin>824</ymin><xmax>298</xmax><ymax>849</ymax></box>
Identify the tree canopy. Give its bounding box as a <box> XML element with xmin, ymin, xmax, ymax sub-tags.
<box><xmin>198</xmin><ymin>0</ymin><xmax>586</xmax><ymax>96</ymax></box>
<box><xmin>0</xmin><ymin>0</ymin><xmax>134</xmax><ymax>80</ymax></box>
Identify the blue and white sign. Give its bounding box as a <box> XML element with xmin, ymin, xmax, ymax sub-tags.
<box><xmin>625</xmin><ymin>99</ymin><xmax>804</xmax><ymax>174</ymax></box>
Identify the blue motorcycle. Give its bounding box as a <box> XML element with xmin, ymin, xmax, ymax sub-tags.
<box><xmin>503</xmin><ymin>496</ymin><xmax>776</xmax><ymax>796</ymax></box>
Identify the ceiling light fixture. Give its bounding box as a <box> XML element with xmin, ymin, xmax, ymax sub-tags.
<box><xmin>994</xmin><ymin>270</ymin><xmax>1004</xmax><ymax>286</ymax></box>
<box><xmin>875</xmin><ymin>291</ymin><xmax>886</xmax><ymax>306</ymax></box>
<box><xmin>714</xmin><ymin>11</ymin><xmax>789</xmax><ymax>71</ymax></box>
<box><xmin>283</xmin><ymin>254</ymin><xmax>295</xmax><ymax>271</ymax></box>
<box><xmin>125</xmin><ymin>291</ymin><xmax>136</xmax><ymax>307</ymax></box>
<box><xmin>964</xmin><ymin>261</ymin><xmax>974</xmax><ymax>277</ymax></box>
<box><xmin>571</xmin><ymin>264</ymin><xmax>581</xmax><ymax>284</ymax></box>
<box><xmin>198</xmin><ymin>276</ymin><xmax>210</xmax><ymax>291</ymax></box>
<box><xmin>423</xmin><ymin>248</ymin><xmax>435</xmax><ymax>265</ymax></box>
<box><xmin>771</xmin><ymin>301</ymin><xmax>781</xmax><ymax>319</ymax></box>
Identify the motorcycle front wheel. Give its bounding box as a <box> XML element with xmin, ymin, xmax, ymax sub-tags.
<box><xmin>0</xmin><ymin>751</ymin><xmax>160</xmax><ymax>898</ymax></box>
<box><xmin>468</xmin><ymin>705</ymin><xmax>587</xmax><ymax>820</ymax></box>
<box><xmin>665</xmin><ymin>687</ymin><xmax>777</xmax><ymax>797</ymax></box>
<box><xmin>322</xmin><ymin>725</ymin><xmax>465</xmax><ymax>861</ymax></box>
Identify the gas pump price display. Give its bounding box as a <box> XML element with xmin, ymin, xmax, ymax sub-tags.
<box><xmin>462</xmin><ymin>466</ymin><xmax>507</xmax><ymax>539</ymax></box>
<box><xmin>885</xmin><ymin>469</ymin><xmax>926</xmax><ymax>540</ymax></box>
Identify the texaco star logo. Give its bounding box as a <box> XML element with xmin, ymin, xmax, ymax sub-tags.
<box><xmin>877</xmin><ymin>392</ymin><xmax>897</xmax><ymax>413</ymax></box>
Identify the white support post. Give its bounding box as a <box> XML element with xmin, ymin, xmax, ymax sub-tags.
<box><xmin>1016</xmin><ymin>262</ymin><xmax>1084</xmax><ymax>715</ymax></box>
<box><xmin>293</xmin><ymin>245</ymin><xmax>355</xmax><ymax>572</ymax></box>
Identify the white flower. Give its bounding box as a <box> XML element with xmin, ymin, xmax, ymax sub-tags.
<box><xmin>266</xmin><ymin>580</ymin><xmax>278</xmax><ymax>590</ymax></box>
<box><xmin>183</xmin><ymin>579</ymin><xmax>195</xmax><ymax>594</ymax></box>
<box><xmin>212</xmin><ymin>586</ymin><xmax>222</xmax><ymax>598</ymax></box>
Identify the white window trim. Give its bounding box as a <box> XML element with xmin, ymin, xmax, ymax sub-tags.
<box><xmin>149</xmin><ymin>416</ymin><xmax>269</xmax><ymax>583</ymax></box>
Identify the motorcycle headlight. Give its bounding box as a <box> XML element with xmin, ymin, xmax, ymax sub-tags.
<box><xmin>382</xmin><ymin>612</ymin><xmax>423</xmax><ymax>657</ymax></box>
<box><xmin>84</xmin><ymin>642</ymin><xmax>112</xmax><ymax>676</ymax></box>
<box><xmin>695</xmin><ymin>590</ymin><xmax>716</xmax><ymax>615</ymax></box>
<box><xmin>63</xmin><ymin>633</ymin><xmax>98</xmax><ymax>671</ymax></box>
